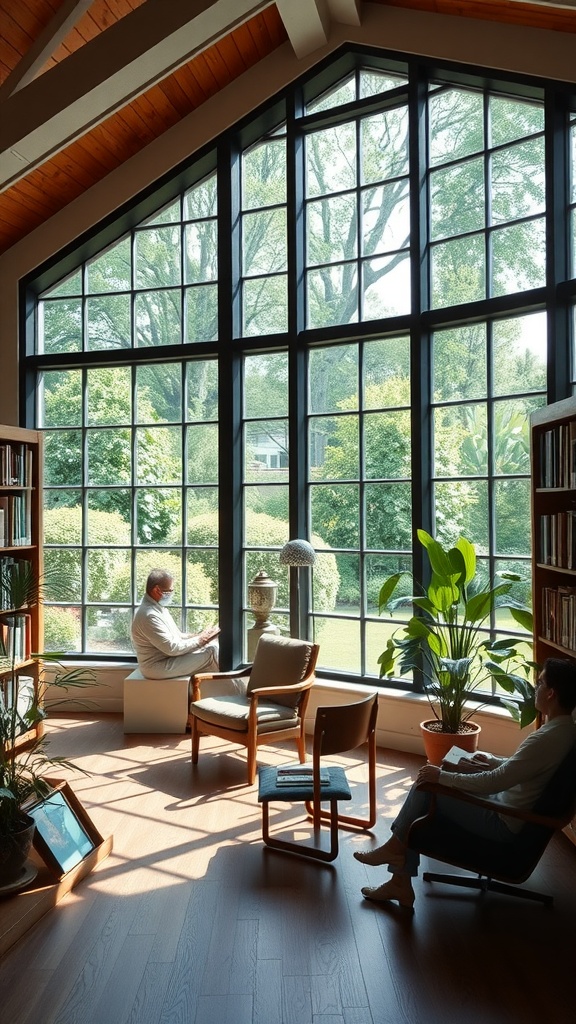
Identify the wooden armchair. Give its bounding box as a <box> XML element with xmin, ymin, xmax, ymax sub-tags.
<box><xmin>406</xmin><ymin>743</ymin><xmax>576</xmax><ymax>906</ymax></box>
<box><xmin>190</xmin><ymin>634</ymin><xmax>319</xmax><ymax>784</ymax></box>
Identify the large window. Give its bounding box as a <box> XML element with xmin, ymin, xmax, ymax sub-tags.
<box><xmin>25</xmin><ymin>49</ymin><xmax>576</xmax><ymax>690</ymax></box>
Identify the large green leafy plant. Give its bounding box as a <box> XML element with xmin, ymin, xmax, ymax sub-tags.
<box><xmin>0</xmin><ymin>560</ymin><xmax>94</xmax><ymax>837</ymax></box>
<box><xmin>378</xmin><ymin>530</ymin><xmax>536</xmax><ymax>732</ymax></box>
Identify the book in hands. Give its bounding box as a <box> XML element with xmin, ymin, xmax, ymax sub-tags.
<box><xmin>441</xmin><ymin>745</ymin><xmax>476</xmax><ymax>770</ymax></box>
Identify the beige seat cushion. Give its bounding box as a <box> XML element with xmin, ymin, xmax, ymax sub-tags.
<box><xmin>247</xmin><ymin>635</ymin><xmax>314</xmax><ymax>708</ymax></box>
<box><xmin>191</xmin><ymin>695</ymin><xmax>298</xmax><ymax>733</ymax></box>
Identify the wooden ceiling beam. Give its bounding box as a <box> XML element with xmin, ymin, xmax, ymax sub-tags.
<box><xmin>0</xmin><ymin>0</ymin><xmax>272</xmax><ymax>192</ymax></box>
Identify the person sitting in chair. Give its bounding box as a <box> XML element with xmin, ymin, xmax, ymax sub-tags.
<box><xmin>354</xmin><ymin>657</ymin><xmax>576</xmax><ymax>909</ymax></box>
<box><xmin>131</xmin><ymin>569</ymin><xmax>220</xmax><ymax>680</ymax></box>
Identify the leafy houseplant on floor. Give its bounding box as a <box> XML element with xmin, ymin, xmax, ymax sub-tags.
<box><xmin>377</xmin><ymin>530</ymin><xmax>537</xmax><ymax>764</ymax></box>
<box><xmin>0</xmin><ymin>560</ymin><xmax>94</xmax><ymax>886</ymax></box>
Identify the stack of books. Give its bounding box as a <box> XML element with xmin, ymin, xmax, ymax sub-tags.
<box><xmin>275</xmin><ymin>764</ymin><xmax>330</xmax><ymax>786</ymax></box>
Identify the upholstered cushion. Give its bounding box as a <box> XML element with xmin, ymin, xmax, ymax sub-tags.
<box><xmin>191</xmin><ymin>695</ymin><xmax>299</xmax><ymax>733</ymax></box>
<box><xmin>247</xmin><ymin>635</ymin><xmax>314</xmax><ymax>707</ymax></box>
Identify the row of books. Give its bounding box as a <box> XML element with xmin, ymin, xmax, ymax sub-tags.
<box><xmin>541</xmin><ymin>586</ymin><xmax>576</xmax><ymax>652</ymax></box>
<box><xmin>538</xmin><ymin>422</ymin><xmax>576</xmax><ymax>489</ymax></box>
<box><xmin>537</xmin><ymin>512</ymin><xmax>576</xmax><ymax>569</ymax></box>
<box><xmin>0</xmin><ymin>613</ymin><xmax>32</xmax><ymax>667</ymax></box>
<box><xmin>0</xmin><ymin>492</ymin><xmax>32</xmax><ymax>546</ymax></box>
<box><xmin>0</xmin><ymin>443</ymin><xmax>33</xmax><ymax>487</ymax></box>
<box><xmin>0</xmin><ymin>557</ymin><xmax>32</xmax><ymax>611</ymax></box>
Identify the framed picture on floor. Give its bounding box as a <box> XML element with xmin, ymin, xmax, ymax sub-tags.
<box><xmin>25</xmin><ymin>780</ymin><xmax>102</xmax><ymax>877</ymax></box>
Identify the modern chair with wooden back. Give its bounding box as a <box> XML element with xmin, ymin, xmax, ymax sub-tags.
<box><xmin>305</xmin><ymin>691</ymin><xmax>379</xmax><ymax>831</ymax></box>
<box><xmin>258</xmin><ymin>691</ymin><xmax>379</xmax><ymax>861</ymax></box>
<box><xmin>190</xmin><ymin>634</ymin><xmax>319</xmax><ymax>785</ymax></box>
<box><xmin>406</xmin><ymin>743</ymin><xmax>576</xmax><ymax>906</ymax></box>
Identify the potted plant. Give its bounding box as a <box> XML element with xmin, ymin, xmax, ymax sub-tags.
<box><xmin>377</xmin><ymin>530</ymin><xmax>537</xmax><ymax>764</ymax></box>
<box><xmin>0</xmin><ymin>560</ymin><xmax>94</xmax><ymax>886</ymax></box>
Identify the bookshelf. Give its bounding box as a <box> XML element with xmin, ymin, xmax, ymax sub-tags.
<box><xmin>530</xmin><ymin>397</ymin><xmax>576</xmax><ymax>847</ymax></box>
<box><xmin>0</xmin><ymin>424</ymin><xmax>43</xmax><ymax>751</ymax></box>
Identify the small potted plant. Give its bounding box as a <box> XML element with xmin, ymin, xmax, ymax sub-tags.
<box><xmin>377</xmin><ymin>530</ymin><xmax>537</xmax><ymax>764</ymax></box>
<box><xmin>0</xmin><ymin>561</ymin><xmax>94</xmax><ymax>886</ymax></box>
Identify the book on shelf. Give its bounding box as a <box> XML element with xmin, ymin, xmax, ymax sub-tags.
<box><xmin>0</xmin><ymin>442</ymin><xmax>32</xmax><ymax>487</ymax></box>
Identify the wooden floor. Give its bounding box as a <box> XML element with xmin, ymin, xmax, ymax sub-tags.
<box><xmin>0</xmin><ymin>713</ymin><xmax>575</xmax><ymax>1024</ymax></box>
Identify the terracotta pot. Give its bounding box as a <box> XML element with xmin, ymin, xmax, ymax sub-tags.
<box><xmin>420</xmin><ymin>719</ymin><xmax>481</xmax><ymax>767</ymax></box>
<box><xmin>0</xmin><ymin>813</ymin><xmax>36</xmax><ymax>885</ymax></box>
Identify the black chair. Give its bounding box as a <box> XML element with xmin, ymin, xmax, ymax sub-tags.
<box><xmin>258</xmin><ymin>692</ymin><xmax>379</xmax><ymax>862</ymax></box>
<box><xmin>406</xmin><ymin>744</ymin><xmax>576</xmax><ymax>907</ymax></box>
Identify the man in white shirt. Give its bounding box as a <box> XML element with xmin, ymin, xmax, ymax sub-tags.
<box><xmin>354</xmin><ymin>657</ymin><xmax>576</xmax><ymax>908</ymax></box>
<box><xmin>131</xmin><ymin>569</ymin><xmax>219</xmax><ymax>679</ymax></box>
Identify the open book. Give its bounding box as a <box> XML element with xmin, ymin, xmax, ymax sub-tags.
<box><xmin>441</xmin><ymin>745</ymin><xmax>476</xmax><ymax>769</ymax></box>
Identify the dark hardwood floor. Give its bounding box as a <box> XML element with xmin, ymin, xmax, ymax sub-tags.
<box><xmin>0</xmin><ymin>712</ymin><xmax>574</xmax><ymax>1024</ymax></box>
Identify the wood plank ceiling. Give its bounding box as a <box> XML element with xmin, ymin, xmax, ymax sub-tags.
<box><xmin>0</xmin><ymin>0</ymin><xmax>575</xmax><ymax>258</ymax></box>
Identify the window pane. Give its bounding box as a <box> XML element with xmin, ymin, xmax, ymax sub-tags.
<box><xmin>491</xmin><ymin>137</ymin><xmax>545</xmax><ymax>223</ymax></box>
<box><xmin>135</xmin><ymin>226</ymin><xmax>181</xmax><ymax>289</ymax></box>
<box><xmin>429</xmin><ymin>88</ymin><xmax>484</xmax><ymax>166</ymax></box>
<box><xmin>245</xmin><ymin>421</ymin><xmax>288</xmax><ymax>481</ymax></box>
<box><xmin>87</xmin><ymin>490</ymin><xmax>131</xmax><ymax>543</ymax></box>
<box><xmin>87</xmin><ymin>238</ymin><xmax>131</xmax><ymax>293</ymax></box>
<box><xmin>242</xmin><ymin>137</ymin><xmax>286</xmax><ymax>207</ymax></box>
<box><xmin>365</xmin><ymin>483</ymin><xmax>411</xmax><ymax>548</ymax></box>
<box><xmin>244</xmin><ymin>352</ymin><xmax>288</xmax><ymax>418</ymax></box>
<box><xmin>430</xmin><ymin>157</ymin><xmax>484</xmax><ymax>240</ymax></box>
<box><xmin>188</xmin><ymin>424</ymin><xmax>218</xmax><ymax>483</ymax></box>
<box><xmin>88</xmin><ymin>428</ymin><xmax>131</xmax><ymax>484</ymax></box>
<box><xmin>136</xmin><ymin>364</ymin><xmax>181</xmax><ymax>423</ymax></box>
<box><xmin>307</xmin><ymin>264</ymin><xmax>358</xmax><ymax>328</ymax></box>
<box><xmin>44</xmin><ymin>430</ymin><xmax>82</xmax><ymax>486</ymax></box>
<box><xmin>489</xmin><ymin>95</ymin><xmax>544</xmax><ymax>147</ymax></box>
<box><xmin>40</xmin><ymin>299</ymin><xmax>82</xmax><ymax>354</ymax></box>
<box><xmin>242</xmin><ymin>209</ymin><xmax>287</xmax><ymax>276</ymax></box>
<box><xmin>362</xmin><ymin>181</ymin><xmax>410</xmax><ymax>256</ymax></box>
<box><xmin>309</xmin><ymin>346</ymin><xmax>358</xmax><ymax>414</ymax></box>
<box><xmin>431</xmin><ymin>234</ymin><xmax>485</xmax><ymax>308</ymax></box>
<box><xmin>40</xmin><ymin>370</ymin><xmax>82</xmax><ymax>427</ymax></box>
<box><xmin>495</xmin><ymin>478</ymin><xmax>531</xmax><ymax>554</ymax></box>
<box><xmin>434</xmin><ymin>403</ymin><xmax>488</xmax><ymax>476</ymax></box>
<box><xmin>136</xmin><ymin>426</ymin><xmax>181</xmax><ymax>484</ymax></box>
<box><xmin>309</xmin><ymin>415</ymin><xmax>359</xmax><ymax>479</ymax></box>
<box><xmin>243</xmin><ymin>275</ymin><xmax>288</xmax><ymax>336</ymax></box>
<box><xmin>433</xmin><ymin>325</ymin><xmax>487</xmax><ymax>402</ymax></box>
<box><xmin>88</xmin><ymin>367</ymin><xmax>131</xmax><ymax>424</ymax></box>
<box><xmin>364</xmin><ymin>410</ymin><xmax>411</xmax><ymax>479</ymax></box>
<box><xmin>184</xmin><ymin>284</ymin><xmax>218</xmax><ymax>342</ymax></box>
<box><xmin>361</xmin><ymin>107</ymin><xmax>409</xmax><ymax>183</ymax></box>
<box><xmin>184</xmin><ymin>221</ymin><xmax>217</xmax><ymax>283</ymax></box>
<box><xmin>184</xmin><ymin>175</ymin><xmax>217</xmax><ymax>219</ymax></box>
<box><xmin>187</xmin><ymin>361</ymin><xmax>218</xmax><ymax>421</ymax></box>
<box><xmin>135</xmin><ymin>290</ymin><xmax>182</xmax><ymax>347</ymax></box>
<box><xmin>493</xmin><ymin>313</ymin><xmax>547</xmax><ymax>396</ymax></box>
<box><xmin>307</xmin><ymin>194</ymin><xmax>357</xmax><ymax>265</ymax></box>
<box><xmin>306</xmin><ymin>123</ymin><xmax>357</xmax><ymax>197</ymax></box>
<box><xmin>492</xmin><ymin>218</ymin><xmax>545</xmax><ymax>295</ymax></box>
<box><xmin>362</xmin><ymin>252</ymin><xmax>410</xmax><ymax>319</ymax></box>
<box><xmin>434</xmin><ymin>479</ymin><xmax>489</xmax><ymax>550</ymax></box>
<box><xmin>311</xmin><ymin>483</ymin><xmax>359</xmax><ymax>547</ymax></box>
<box><xmin>364</xmin><ymin>337</ymin><xmax>410</xmax><ymax>404</ymax></box>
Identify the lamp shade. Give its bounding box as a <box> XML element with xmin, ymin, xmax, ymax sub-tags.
<box><xmin>279</xmin><ymin>539</ymin><xmax>316</xmax><ymax>567</ymax></box>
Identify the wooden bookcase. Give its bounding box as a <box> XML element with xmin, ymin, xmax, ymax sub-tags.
<box><xmin>0</xmin><ymin>423</ymin><xmax>44</xmax><ymax>751</ymax></box>
<box><xmin>530</xmin><ymin>396</ymin><xmax>576</xmax><ymax>847</ymax></box>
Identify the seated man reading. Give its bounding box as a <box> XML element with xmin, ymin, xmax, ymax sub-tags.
<box><xmin>353</xmin><ymin>656</ymin><xmax>576</xmax><ymax>908</ymax></box>
<box><xmin>131</xmin><ymin>569</ymin><xmax>219</xmax><ymax>679</ymax></box>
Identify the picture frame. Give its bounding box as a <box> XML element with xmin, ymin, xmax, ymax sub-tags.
<box><xmin>25</xmin><ymin>780</ymin><xmax>102</xmax><ymax>878</ymax></box>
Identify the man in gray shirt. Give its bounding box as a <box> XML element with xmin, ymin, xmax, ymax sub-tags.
<box><xmin>131</xmin><ymin>568</ymin><xmax>219</xmax><ymax>679</ymax></box>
